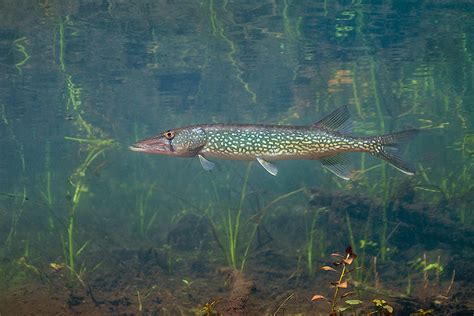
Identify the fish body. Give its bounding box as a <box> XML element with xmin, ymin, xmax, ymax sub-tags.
<box><xmin>201</xmin><ymin>125</ymin><xmax>373</xmax><ymax>160</ymax></box>
<box><xmin>130</xmin><ymin>106</ymin><xmax>418</xmax><ymax>179</ymax></box>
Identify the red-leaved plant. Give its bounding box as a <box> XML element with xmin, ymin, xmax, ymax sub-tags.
<box><xmin>311</xmin><ymin>246</ymin><xmax>363</xmax><ymax>315</ymax></box>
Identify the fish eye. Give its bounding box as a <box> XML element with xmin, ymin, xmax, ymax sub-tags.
<box><xmin>164</xmin><ymin>130</ymin><xmax>175</xmax><ymax>140</ymax></box>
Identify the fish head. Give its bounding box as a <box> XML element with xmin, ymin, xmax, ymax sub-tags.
<box><xmin>129</xmin><ymin>126</ymin><xmax>207</xmax><ymax>157</ymax></box>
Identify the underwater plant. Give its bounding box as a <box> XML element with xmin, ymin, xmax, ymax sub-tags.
<box><xmin>409</xmin><ymin>253</ymin><xmax>443</xmax><ymax>290</ymax></box>
<box><xmin>196</xmin><ymin>299</ymin><xmax>221</xmax><ymax>316</ymax></box>
<box><xmin>305</xmin><ymin>208</ymin><xmax>319</xmax><ymax>278</ymax></box>
<box><xmin>406</xmin><ymin>253</ymin><xmax>455</xmax><ymax>310</ymax></box>
<box><xmin>136</xmin><ymin>182</ymin><xmax>159</xmax><ymax>239</ymax></box>
<box><xmin>310</xmin><ymin>246</ymin><xmax>395</xmax><ymax>315</ymax></box>
<box><xmin>370</xmin><ymin>299</ymin><xmax>394</xmax><ymax>315</ymax></box>
<box><xmin>311</xmin><ymin>246</ymin><xmax>364</xmax><ymax>314</ymax></box>
<box><xmin>56</xmin><ymin>17</ymin><xmax>116</xmax><ymax>283</ymax></box>
<box><xmin>304</xmin><ymin>207</ymin><xmax>327</xmax><ymax>278</ymax></box>
<box><xmin>223</xmin><ymin>163</ymin><xmax>252</xmax><ymax>270</ymax></box>
<box><xmin>206</xmin><ymin>163</ymin><xmax>305</xmax><ymax>271</ymax></box>
<box><xmin>1</xmin><ymin>103</ymin><xmax>28</xmax><ymax>251</ymax></box>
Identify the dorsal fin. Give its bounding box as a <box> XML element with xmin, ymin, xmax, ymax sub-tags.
<box><xmin>313</xmin><ymin>105</ymin><xmax>352</xmax><ymax>134</ymax></box>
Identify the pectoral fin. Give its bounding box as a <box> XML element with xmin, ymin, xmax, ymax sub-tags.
<box><xmin>198</xmin><ymin>154</ymin><xmax>215</xmax><ymax>171</ymax></box>
<box><xmin>257</xmin><ymin>157</ymin><xmax>278</xmax><ymax>176</ymax></box>
<box><xmin>320</xmin><ymin>154</ymin><xmax>353</xmax><ymax>180</ymax></box>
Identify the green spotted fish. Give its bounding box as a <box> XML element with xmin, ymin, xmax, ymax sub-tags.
<box><xmin>129</xmin><ymin>106</ymin><xmax>418</xmax><ymax>180</ymax></box>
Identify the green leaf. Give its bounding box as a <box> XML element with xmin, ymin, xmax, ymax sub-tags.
<box><xmin>337</xmin><ymin>306</ymin><xmax>350</xmax><ymax>312</ymax></box>
<box><xmin>75</xmin><ymin>240</ymin><xmax>91</xmax><ymax>256</ymax></box>
<box><xmin>345</xmin><ymin>299</ymin><xmax>362</xmax><ymax>305</ymax></box>
<box><xmin>423</xmin><ymin>263</ymin><xmax>443</xmax><ymax>272</ymax></box>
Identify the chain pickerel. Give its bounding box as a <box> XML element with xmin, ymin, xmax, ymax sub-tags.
<box><xmin>130</xmin><ymin>106</ymin><xmax>418</xmax><ymax>180</ymax></box>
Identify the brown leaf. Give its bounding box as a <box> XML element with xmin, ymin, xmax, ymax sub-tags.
<box><xmin>337</xmin><ymin>281</ymin><xmax>348</xmax><ymax>288</ymax></box>
<box><xmin>311</xmin><ymin>294</ymin><xmax>328</xmax><ymax>302</ymax></box>
<box><xmin>343</xmin><ymin>257</ymin><xmax>354</xmax><ymax>265</ymax></box>
<box><xmin>341</xmin><ymin>291</ymin><xmax>356</xmax><ymax>298</ymax></box>
<box><xmin>320</xmin><ymin>266</ymin><xmax>337</xmax><ymax>272</ymax></box>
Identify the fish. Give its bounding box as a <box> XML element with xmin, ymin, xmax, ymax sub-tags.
<box><xmin>129</xmin><ymin>106</ymin><xmax>418</xmax><ymax>180</ymax></box>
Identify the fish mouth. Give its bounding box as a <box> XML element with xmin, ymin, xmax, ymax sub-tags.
<box><xmin>129</xmin><ymin>140</ymin><xmax>171</xmax><ymax>154</ymax></box>
<box><xmin>129</xmin><ymin>144</ymin><xmax>149</xmax><ymax>152</ymax></box>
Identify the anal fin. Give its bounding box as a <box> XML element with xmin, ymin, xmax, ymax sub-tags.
<box><xmin>320</xmin><ymin>154</ymin><xmax>354</xmax><ymax>180</ymax></box>
<box><xmin>198</xmin><ymin>154</ymin><xmax>215</xmax><ymax>171</ymax></box>
<box><xmin>257</xmin><ymin>157</ymin><xmax>278</xmax><ymax>176</ymax></box>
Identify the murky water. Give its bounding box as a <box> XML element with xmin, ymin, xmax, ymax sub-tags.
<box><xmin>0</xmin><ymin>1</ymin><xmax>473</xmax><ymax>314</ymax></box>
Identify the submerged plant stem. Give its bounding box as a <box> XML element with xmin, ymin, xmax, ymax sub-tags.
<box><xmin>228</xmin><ymin>162</ymin><xmax>252</xmax><ymax>268</ymax></box>
<box><xmin>240</xmin><ymin>187</ymin><xmax>305</xmax><ymax>271</ymax></box>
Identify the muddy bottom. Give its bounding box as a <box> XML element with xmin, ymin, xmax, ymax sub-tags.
<box><xmin>1</xmin><ymin>187</ymin><xmax>473</xmax><ymax>315</ymax></box>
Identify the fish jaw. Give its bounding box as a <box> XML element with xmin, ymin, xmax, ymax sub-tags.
<box><xmin>130</xmin><ymin>126</ymin><xmax>208</xmax><ymax>157</ymax></box>
<box><xmin>129</xmin><ymin>136</ymin><xmax>174</xmax><ymax>155</ymax></box>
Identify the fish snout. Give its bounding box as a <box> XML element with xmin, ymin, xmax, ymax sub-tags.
<box><xmin>129</xmin><ymin>136</ymin><xmax>172</xmax><ymax>154</ymax></box>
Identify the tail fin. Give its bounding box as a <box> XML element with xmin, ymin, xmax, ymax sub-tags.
<box><xmin>372</xmin><ymin>129</ymin><xmax>420</xmax><ymax>175</ymax></box>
